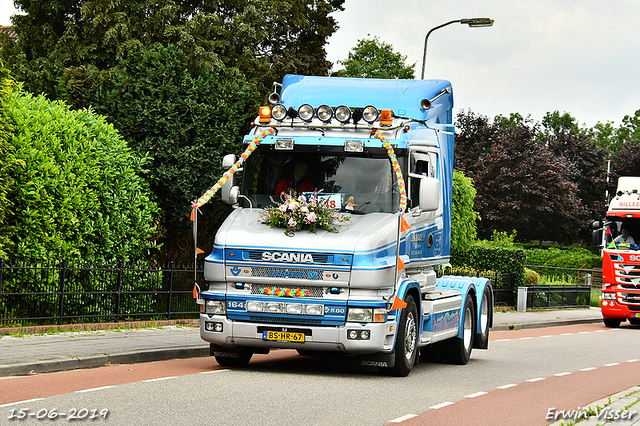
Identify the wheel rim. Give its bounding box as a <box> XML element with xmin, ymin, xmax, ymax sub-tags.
<box><xmin>480</xmin><ymin>293</ymin><xmax>489</xmax><ymax>335</ymax></box>
<box><xmin>463</xmin><ymin>306</ymin><xmax>473</xmax><ymax>351</ymax></box>
<box><xmin>404</xmin><ymin>311</ymin><xmax>417</xmax><ymax>362</ymax></box>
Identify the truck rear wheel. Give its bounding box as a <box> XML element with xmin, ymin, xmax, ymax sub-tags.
<box><xmin>444</xmin><ymin>295</ymin><xmax>475</xmax><ymax>365</ymax></box>
<box><xmin>474</xmin><ymin>286</ymin><xmax>492</xmax><ymax>349</ymax></box>
<box><xmin>603</xmin><ymin>318</ymin><xmax>622</xmax><ymax>328</ymax></box>
<box><xmin>388</xmin><ymin>295</ymin><xmax>418</xmax><ymax>377</ymax></box>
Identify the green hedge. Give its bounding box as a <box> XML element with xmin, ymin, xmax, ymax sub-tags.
<box><xmin>5</xmin><ymin>90</ymin><xmax>159</xmax><ymax>263</ymax></box>
<box><xmin>524</xmin><ymin>246</ymin><xmax>601</xmax><ymax>270</ymax></box>
<box><xmin>451</xmin><ymin>242</ymin><xmax>526</xmax><ymax>287</ymax></box>
<box><xmin>0</xmin><ymin>63</ymin><xmax>15</xmax><ymax>258</ymax></box>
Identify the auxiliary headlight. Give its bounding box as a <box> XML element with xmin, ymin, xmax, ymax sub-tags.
<box><xmin>205</xmin><ymin>300</ymin><xmax>226</xmax><ymax>315</ymax></box>
<box><xmin>347</xmin><ymin>308</ymin><xmax>373</xmax><ymax>322</ymax></box>
<box><xmin>344</xmin><ymin>140</ymin><xmax>364</xmax><ymax>152</ymax></box>
<box><xmin>362</xmin><ymin>106</ymin><xmax>379</xmax><ymax>124</ymax></box>
<box><xmin>335</xmin><ymin>105</ymin><xmax>352</xmax><ymax>124</ymax></box>
<box><xmin>316</xmin><ymin>105</ymin><xmax>333</xmax><ymax>123</ymax></box>
<box><xmin>271</xmin><ymin>104</ymin><xmax>287</xmax><ymax>121</ymax></box>
<box><xmin>298</xmin><ymin>104</ymin><xmax>314</xmax><ymax>122</ymax></box>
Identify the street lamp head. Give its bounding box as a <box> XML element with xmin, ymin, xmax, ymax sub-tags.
<box><xmin>460</xmin><ymin>18</ymin><xmax>494</xmax><ymax>28</ymax></box>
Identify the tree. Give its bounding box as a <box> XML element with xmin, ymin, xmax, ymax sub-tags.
<box><xmin>3</xmin><ymin>0</ymin><xmax>344</xmax><ymax>100</ymax></box>
<box><xmin>453</xmin><ymin>110</ymin><xmax>498</xmax><ymax>178</ymax></box>
<box><xmin>542</xmin><ymin>111</ymin><xmax>608</xmax><ymax>236</ymax></box>
<box><xmin>474</xmin><ymin>118</ymin><xmax>585</xmax><ymax>244</ymax></box>
<box><xmin>2</xmin><ymin>0</ymin><xmax>344</xmax><ymax>261</ymax></box>
<box><xmin>337</xmin><ymin>36</ymin><xmax>415</xmax><ymax>79</ymax></box>
<box><xmin>451</xmin><ymin>170</ymin><xmax>479</xmax><ymax>252</ymax></box>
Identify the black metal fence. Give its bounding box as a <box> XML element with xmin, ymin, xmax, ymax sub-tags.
<box><xmin>523</xmin><ymin>285</ymin><xmax>592</xmax><ymax>309</ymax></box>
<box><xmin>523</xmin><ymin>265</ymin><xmax>597</xmax><ymax>309</ymax></box>
<box><xmin>442</xmin><ymin>269</ymin><xmax>517</xmax><ymax>308</ymax></box>
<box><xmin>0</xmin><ymin>258</ymin><xmax>202</xmax><ymax>326</ymax></box>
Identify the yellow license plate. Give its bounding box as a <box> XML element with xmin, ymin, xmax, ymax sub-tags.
<box><xmin>262</xmin><ymin>330</ymin><xmax>305</xmax><ymax>343</ymax></box>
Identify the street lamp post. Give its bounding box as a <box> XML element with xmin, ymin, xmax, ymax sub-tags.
<box><xmin>420</xmin><ymin>17</ymin><xmax>494</xmax><ymax>79</ymax></box>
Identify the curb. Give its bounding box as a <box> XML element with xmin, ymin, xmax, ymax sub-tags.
<box><xmin>0</xmin><ymin>345</ymin><xmax>209</xmax><ymax>378</ymax></box>
<box><xmin>490</xmin><ymin>317</ymin><xmax>602</xmax><ymax>332</ymax></box>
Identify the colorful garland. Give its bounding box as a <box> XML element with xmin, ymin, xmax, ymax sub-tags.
<box><xmin>193</xmin><ymin>128</ymin><xmax>276</xmax><ymax>208</ymax></box>
<box><xmin>260</xmin><ymin>286</ymin><xmax>313</xmax><ymax>297</ymax></box>
<box><xmin>373</xmin><ymin>130</ymin><xmax>407</xmax><ymax>214</ymax></box>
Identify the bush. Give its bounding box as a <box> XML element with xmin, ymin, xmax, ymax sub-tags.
<box><xmin>524</xmin><ymin>246</ymin><xmax>601</xmax><ymax>270</ymax></box>
<box><xmin>524</xmin><ymin>267</ymin><xmax>539</xmax><ymax>285</ymax></box>
<box><xmin>5</xmin><ymin>90</ymin><xmax>159</xmax><ymax>263</ymax></box>
<box><xmin>451</xmin><ymin>242</ymin><xmax>526</xmax><ymax>287</ymax></box>
<box><xmin>0</xmin><ymin>63</ymin><xmax>15</xmax><ymax>258</ymax></box>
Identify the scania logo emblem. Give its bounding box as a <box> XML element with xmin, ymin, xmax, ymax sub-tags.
<box><xmin>262</xmin><ymin>252</ymin><xmax>313</xmax><ymax>263</ymax></box>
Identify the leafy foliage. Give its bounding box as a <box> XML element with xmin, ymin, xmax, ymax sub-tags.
<box><xmin>451</xmin><ymin>243</ymin><xmax>526</xmax><ymax>287</ymax></box>
<box><xmin>5</xmin><ymin>90</ymin><xmax>159</xmax><ymax>263</ymax></box>
<box><xmin>0</xmin><ymin>63</ymin><xmax>16</xmax><ymax>258</ymax></box>
<box><xmin>524</xmin><ymin>247</ymin><xmax>601</xmax><ymax>270</ymax></box>
<box><xmin>337</xmin><ymin>36</ymin><xmax>415</xmax><ymax>79</ymax></box>
<box><xmin>451</xmin><ymin>170</ymin><xmax>479</xmax><ymax>252</ymax></box>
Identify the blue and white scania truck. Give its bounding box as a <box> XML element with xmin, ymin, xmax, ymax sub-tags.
<box><xmin>196</xmin><ymin>75</ymin><xmax>493</xmax><ymax>376</ymax></box>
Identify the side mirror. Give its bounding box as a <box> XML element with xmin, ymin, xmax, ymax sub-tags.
<box><xmin>592</xmin><ymin>221</ymin><xmax>601</xmax><ymax>229</ymax></box>
<box><xmin>418</xmin><ymin>177</ymin><xmax>440</xmax><ymax>211</ymax></box>
<box><xmin>221</xmin><ymin>154</ymin><xmax>239</xmax><ymax>205</ymax></box>
<box><xmin>592</xmin><ymin>229</ymin><xmax>603</xmax><ymax>247</ymax></box>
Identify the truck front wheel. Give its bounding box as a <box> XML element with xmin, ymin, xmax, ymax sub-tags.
<box><xmin>388</xmin><ymin>295</ymin><xmax>418</xmax><ymax>377</ymax></box>
<box><xmin>603</xmin><ymin>318</ymin><xmax>622</xmax><ymax>328</ymax></box>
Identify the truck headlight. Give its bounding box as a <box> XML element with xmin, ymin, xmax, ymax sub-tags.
<box><xmin>347</xmin><ymin>308</ymin><xmax>373</xmax><ymax>322</ymax></box>
<box><xmin>205</xmin><ymin>300</ymin><xmax>226</xmax><ymax>315</ymax></box>
<box><xmin>304</xmin><ymin>304</ymin><xmax>324</xmax><ymax>316</ymax></box>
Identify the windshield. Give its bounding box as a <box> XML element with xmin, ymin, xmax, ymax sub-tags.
<box><xmin>605</xmin><ymin>219</ymin><xmax>640</xmax><ymax>249</ymax></box>
<box><xmin>239</xmin><ymin>147</ymin><xmax>399</xmax><ymax>214</ymax></box>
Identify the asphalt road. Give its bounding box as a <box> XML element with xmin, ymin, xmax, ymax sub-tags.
<box><xmin>2</xmin><ymin>322</ymin><xmax>639</xmax><ymax>426</ymax></box>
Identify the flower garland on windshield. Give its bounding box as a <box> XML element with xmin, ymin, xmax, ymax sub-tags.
<box><xmin>259</xmin><ymin>192</ymin><xmax>350</xmax><ymax>236</ymax></box>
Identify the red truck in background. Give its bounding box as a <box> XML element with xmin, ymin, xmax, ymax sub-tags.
<box><xmin>593</xmin><ymin>177</ymin><xmax>640</xmax><ymax>327</ymax></box>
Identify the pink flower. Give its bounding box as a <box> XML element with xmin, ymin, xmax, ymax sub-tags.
<box><xmin>305</xmin><ymin>212</ymin><xmax>317</xmax><ymax>223</ymax></box>
<box><xmin>288</xmin><ymin>201</ymin><xmax>299</xmax><ymax>211</ymax></box>
<box><xmin>279</xmin><ymin>204</ymin><xmax>287</xmax><ymax>213</ymax></box>
<box><xmin>288</xmin><ymin>218</ymin><xmax>297</xmax><ymax>227</ymax></box>
<box><xmin>300</xmin><ymin>206</ymin><xmax>309</xmax><ymax>213</ymax></box>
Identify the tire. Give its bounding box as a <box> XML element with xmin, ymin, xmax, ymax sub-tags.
<box><xmin>211</xmin><ymin>344</ymin><xmax>253</xmax><ymax>367</ymax></box>
<box><xmin>444</xmin><ymin>295</ymin><xmax>475</xmax><ymax>365</ymax></box>
<box><xmin>604</xmin><ymin>318</ymin><xmax>622</xmax><ymax>328</ymax></box>
<box><xmin>474</xmin><ymin>285</ymin><xmax>492</xmax><ymax>350</ymax></box>
<box><xmin>387</xmin><ymin>295</ymin><xmax>419</xmax><ymax>377</ymax></box>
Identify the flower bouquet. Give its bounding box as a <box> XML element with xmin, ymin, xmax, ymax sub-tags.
<box><xmin>259</xmin><ymin>192</ymin><xmax>350</xmax><ymax>236</ymax></box>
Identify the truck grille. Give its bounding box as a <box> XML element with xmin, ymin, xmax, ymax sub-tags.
<box><xmin>250</xmin><ymin>316</ymin><xmax>323</xmax><ymax>326</ymax></box>
<box><xmin>251</xmin><ymin>267</ymin><xmax>324</xmax><ymax>281</ymax></box>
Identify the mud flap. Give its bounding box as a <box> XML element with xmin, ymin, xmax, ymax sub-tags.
<box><xmin>359</xmin><ymin>352</ymin><xmax>396</xmax><ymax>369</ymax></box>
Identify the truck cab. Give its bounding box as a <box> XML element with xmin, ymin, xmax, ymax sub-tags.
<box><xmin>593</xmin><ymin>177</ymin><xmax>640</xmax><ymax>327</ymax></box>
<box><xmin>197</xmin><ymin>75</ymin><xmax>493</xmax><ymax>376</ymax></box>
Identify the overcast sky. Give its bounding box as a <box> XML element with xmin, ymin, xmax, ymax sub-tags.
<box><xmin>3</xmin><ymin>1</ymin><xmax>639</xmax><ymax>129</ymax></box>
